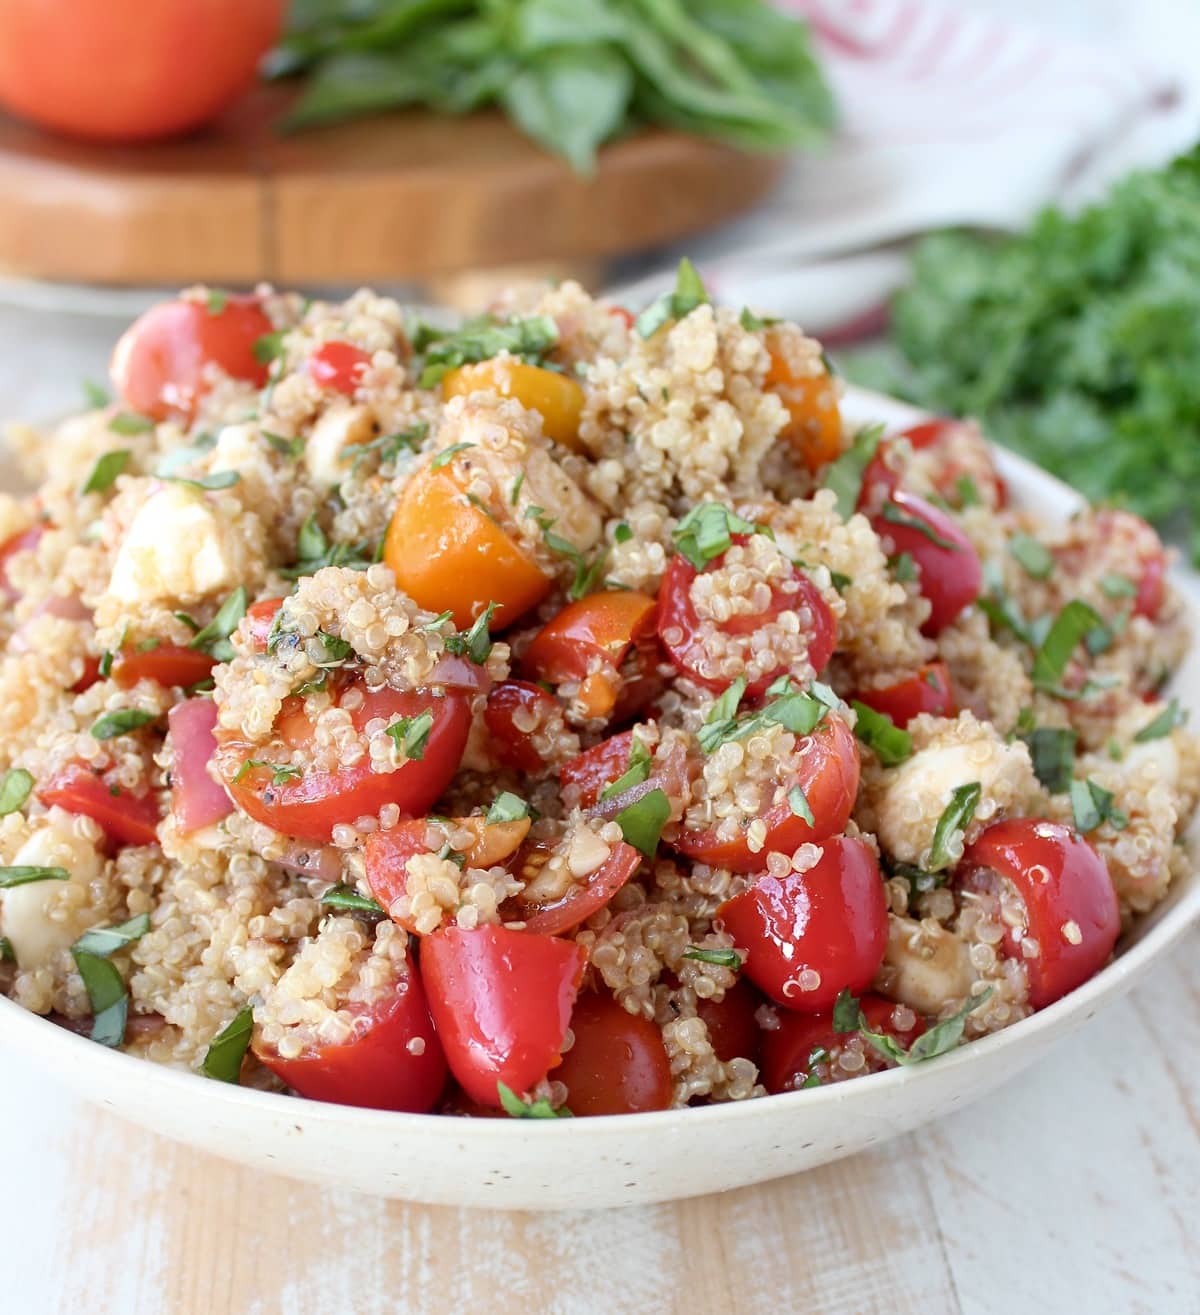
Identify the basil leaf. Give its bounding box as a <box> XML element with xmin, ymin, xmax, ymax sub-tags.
<box><xmin>832</xmin><ymin>988</ymin><xmax>862</xmax><ymax>1034</ymax></box>
<box><xmin>0</xmin><ymin>767</ymin><xmax>34</xmax><ymax>816</ymax></box>
<box><xmin>497</xmin><ymin>1080</ymin><xmax>572</xmax><ymax>1119</ymax></box>
<box><xmin>682</xmin><ymin>946</ymin><xmax>742</xmax><ymax>969</ymax></box>
<box><xmin>672</xmin><ymin>502</ymin><xmax>758</xmax><ymax>570</ymax></box>
<box><xmin>417</xmin><ymin>314</ymin><xmax>558</xmax><ymax>388</ymax></box>
<box><xmin>71</xmin><ymin>949</ymin><xmax>128</xmax><ymax>1047</ymax></box>
<box><xmin>0</xmin><ymin>866</ymin><xmax>69</xmax><ymax>888</ymax></box>
<box><xmin>82</xmin><ymin>379</ymin><xmax>110</xmax><ymax>409</ymax></box>
<box><xmin>443</xmin><ymin>602</ymin><xmax>496</xmax><ymax>665</ymax></box>
<box><xmin>787</xmin><ymin>784</ymin><xmax>814</xmax><ymax>825</ymax></box>
<box><xmin>90</xmin><ymin>708</ymin><xmax>157</xmax><ymax>741</ymax></box>
<box><xmin>1099</xmin><ymin>573</ymin><xmax>1137</xmax><ymax>599</ymax></box>
<box><xmin>902</xmin><ymin>989</ymin><xmax>993</xmax><ymax>1063</ymax></box>
<box><xmin>635</xmin><ymin>258</ymin><xmax>710</xmax><ymax>338</ymax></box>
<box><xmin>696</xmin><ymin>677</ymin><xmax>749</xmax><ymax>754</ymax></box>
<box><xmin>82</xmin><ymin>449</ymin><xmax>131</xmax><ymax>496</ymax></box>
<box><xmin>850</xmin><ymin>702</ymin><xmax>912</xmax><ymax>766</ymax></box>
<box><xmin>1031</xmin><ymin>600</ymin><xmax>1105</xmax><ymax>693</ymax></box>
<box><xmin>956</xmin><ymin>475</ymin><xmax>981</xmax><ymax>507</ymax></box>
<box><xmin>253</xmin><ymin>330</ymin><xmax>288</xmax><ymax>364</ymax></box>
<box><xmin>1070</xmin><ymin>778</ymin><xmax>1128</xmax><ymax>833</ymax></box>
<box><xmin>189</xmin><ymin>586</ymin><xmax>247</xmax><ymax>661</ymax></box>
<box><xmin>72</xmin><ymin>913</ymin><xmax>151</xmax><ymax>958</ymax></box>
<box><xmin>486</xmin><ymin>791</ymin><xmax>530</xmax><ymax>825</ymax></box>
<box><xmin>600</xmin><ymin>737</ymin><xmax>654</xmax><ymax>800</ymax></box>
<box><xmin>927</xmin><ymin>783</ymin><xmax>982</xmax><ymax>871</ymax></box>
<box><xmin>613</xmin><ymin>521</ymin><xmax>633</xmax><ymax>544</ymax></box>
<box><xmin>108</xmin><ymin>412</ymin><xmax>154</xmax><ymax>436</ymax></box>
<box><xmin>387</xmin><ymin>710</ymin><xmax>435</xmax><ymax>761</ymax></box>
<box><xmin>320</xmin><ymin>884</ymin><xmax>386</xmax><ymax>916</ymax></box>
<box><xmin>232</xmin><ymin>759</ymin><xmax>302</xmax><ymax>787</ymax></box>
<box><xmin>202</xmin><ymin>1006</ymin><xmax>253</xmax><ymax>1083</ymax></box>
<box><xmin>164</xmin><ymin>470</ymin><xmax>241</xmax><ymax>492</ymax></box>
<box><xmin>1021</xmin><ymin>726</ymin><xmax>1077</xmax><ymax>794</ymax></box>
<box><xmin>822</xmin><ymin>423</ymin><xmax>884</xmax><ymax>520</ymax></box>
<box><xmin>614</xmin><ymin>786</ymin><xmax>670</xmax><ymax>857</ymax></box>
<box><xmin>880</xmin><ymin>499</ymin><xmax>958</xmax><ymax>550</ymax></box>
<box><xmin>1009</xmin><ymin>532</ymin><xmax>1054</xmax><ymax>579</ymax></box>
<box><xmin>0</xmin><ymin>936</ymin><xmax>13</xmax><ymax>962</ymax></box>
<box><xmin>265</xmin><ymin>431</ymin><xmax>305</xmax><ymax>459</ymax></box>
<box><xmin>1133</xmin><ymin>697</ymin><xmax>1187</xmax><ymax>742</ymax></box>
<box><xmin>430</xmin><ymin>441</ymin><xmax>476</xmax><ymax>470</ymax></box>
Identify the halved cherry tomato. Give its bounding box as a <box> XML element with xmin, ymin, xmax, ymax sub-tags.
<box><xmin>523</xmin><ymin>591</ymin><xmax>658</xmax><ymax>719</ymax></box>
<box><xmin>853</xmin><ymin>662</ymin><xmax>955</xmax><ymax>729</ymax></box>
<box><xmin>244</xmin><ymin>597</ymin><xmax>287</xmax><ymax>652</ymax></box>
<box><xmin>308</xmin><ymin>342</ymin><xmax>372</xmax><ymax>395</ymax></box>
<box><xmin>72</xmin><ymin>655</ymin><xmax>103</xmax><ymax>694</ymax></box>
<box><xmin>554</xmin><ymin>992</ymin><xmax>672</xmax><ymax>1116</ymax></box>
<box><xmin>675</xmin><ymin>714</ymin><xmax>860</xmax><ymax>873</ymax></box>
<box><xmin>1085</xmin><ymin>510</ymin><xmax>1167</xmax><ymax>622</ymax></box>
<box><xmin>420</xmin><ymin>924</ymin><xmax>586</xmax><ymax>1107</ymax></box>
<box><xmin>764</xmin><ymin>332</ymin><xmax>842</xmax><ymax>472</ymax></box>
<box><xmin>696</xmin><ymin>978</ymin><xmax>763</xmax><ymax>1065</ymax></box>
<box><xmin>718</xmin><ymin>836</ymin><xmax>888</xmax><ymax>1013</ymax></box>
<box><xmin>866</xmin><ymin>490</ymin><xmax>981</xmax><ymax>636</ymax></box>
<box><xmin>252</xmin><ymin>954</ymin><xmax>446</xmax><ymax>1113</ymax></box>
<box><xmin>220</xmin><ymin>683</ymin><xmax>470</xmax><ymax>844</ymax></box>
<box><xmin>112</xmin><ymin>644</ymin><xmax>215</xmax><ymax>690</ymax></box>
<box><xmin>38</xmin><ymin>761</ymin><xmax>161</xmax><ymax>849</ymax></box>
<box><xmin>442</xmin><ymin>360</ymin><xmax>585</xmax><ymax>451</ymax></box>
<box><xmin>364</xmin><ymin>815</ymin><xmax>531</xmax><ymax>928</ymax></box>
<box><xmin>761</xmin><ymin>993</ymin><xmax>926</xmax><ymax>1094</ymax></box>
<box><xmin>961</xmin><ymin>819</ymin><xmax>1119</xmax><ymax>1010</ymax></box>
<box><xmin>514</xmin><ymin>840</ymin><xmax>642</xmax><ymax>936</ymax></box>
<box><xmin>559</xmin><ymin>731</ymin><xmax>636</xmax><ymax>808</ymax></box>
<box><xmin>484</xmin><ymin>680</ymin><xmax>560</xmax><ymax>773</ymax></box>
<box><xmin>657</xmin><ymin>539</ymin><xmax>836</xmax><ymax>697</ymax></box>
<box><xmin>384</xmin><ymin>462</ymin><xmax>550</xmax><ymax>630</ymax></box>
<box><xmin>0</xmin><ymin>524</ymin><xmax>46</xmax><ymax>601</ymax></box>
<box><xmin>110</xmin><ymin>296</ymin><xmax>273</xmax><ymax>422</ymax></box>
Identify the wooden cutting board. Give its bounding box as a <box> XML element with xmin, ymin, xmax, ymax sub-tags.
<box><xmin>0</xmin><ymin>84</ymin><xmax>786</xmax><ymax>288</ymax></box>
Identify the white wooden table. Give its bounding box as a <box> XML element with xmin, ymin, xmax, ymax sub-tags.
<box><xmin>1</xmin><ymin>276</ymin><xmax>1198</xmax><ymax>1314</ymax></box>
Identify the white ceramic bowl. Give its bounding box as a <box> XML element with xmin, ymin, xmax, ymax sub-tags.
<box><xmin>3</xmin><ymin>388</ymin><xmax>1197</xmax><ymax>1210</ymax></box>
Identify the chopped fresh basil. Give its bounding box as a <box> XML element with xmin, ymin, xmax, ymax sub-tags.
<box><xmin>387</xmin><ymin>710</ymin><xmax>435</xmax><ymax>761</ymax></box>
<box><xmin>0</xmin><ymin>866</ymin><xmax>69</xmax><ymax>888</ymax></box>
<box><xmin>889</xmin><ymin>552</ymin><xmax>918</xmax><ymax>583</ymax></box>
<box><xmin>850</xmin><ymin>702</ymin><xmax>912</xmax><ymax>766</ymax></box>
<box><xmin>108</xmin><ymin>412</ymin><xmax>154</xmax><ymax>436</ymax></box>
<box><xmin>496</xmin><ymin>1080</ymin><xmax>572</xmax><ymax>1119</ymax></box>
<box><xmin>955</xmin><ymin>475</ymin><xmax>982</xmax><ymax>507</ymax></box>
<box><xmin>822</xmin><ymin>423</ymin><xmax>884</xmax><ymax>520</ymax></box>
<box><xmin>635</xmin><ymin>258</ymin><xmax>709</xmax><ymax>338</ymax></box>
<box><xmin>416</xmin><ymin>314</ymin><xmax>559</xmax><ymax>388</ymax></box>
<box><xmin>600</xmin><ymin>737</ymin><xmax>654</xmax><ymax>801</ymax></box>
<box><xmin>264</xmin><ymin>431</ymin><xmax>305</xmax><ymax>459</ymax></box>
<box><xmin>697</xmin><ymin>677</ymin><xmax>749</xmax><ymax>754</ymax></box>
<box><xmin>880</xmin><ymin>500</ymin><xmax>958</xmax><ymax>550</ymax></box>
<box><xmin>1099</xmin><ymin>573</ymin><xmax>1138</xmax><ymax>600</ymax></box>
<box><xmin>91</xmin><ymin>708</ymin><xmax>157</xmax><ymax>741</ymax></box>
<box><xmin>0</xmin><ymin>767</ymin><xmax>34</xmax><ymax>816</ymax></box>
<box><xmin>205</xmin><ymin>289</ymin><xmax>229</xmax><ymax>314</ymax></box>
<box><xmin>835</xmin><ymin>987</ymin><xmax>993</xmax><ymax>1064</ymax></box>
<box><xmin>72</xmin><ymin>913</ymin><xmax>151</xmax><ymax>958</ymax></box>
<box><xmin>672</xmin><ymin>502</ymin><xmax>758</xmax><ymax>570</ymax></box>
<box><xmin>252</xmin><ymin>330</ymin><xmax>288</xmax><ymax>364</ymax></box>
<box><xmin>1133</xmin><ymin>697</ymin><xmax>1187</xmax><ymax>742</ymax></box>
<box><xmin>739</xmin><ymin>307</ymin><xmax>774</xmax><ymax>331</ymax></box>
<box><xmin>164</xmin><ymin>470</ymin><xmax>241</xmax><ymax>492</ymax></box>
<box><xmin>682</xmin><ymin>946</ymin><xmax>743</xmax><ymax>969</ymax></box>
<box><xmin>486</xmin><ymin>791</ymin><xmax>530</xmax><ymax>825</ymax></box>
<box><xmin>430</xmin><ymin>441</ymin><xmax>476</xmax><ymax>470</ymax></box>
<box><xmin>509</xmin><ymin>472</ymin><xmax>525</xmax><ymax>505</ymax></box>
<box><xmin>801</xmin><ymin>1047</ymin><xmax>828</xmax><ymax>1088</ymax></box>
<box><xmin>1031</xmin><ymin>600</ymin><xmax>1105</xmax><ymax>694</ymax></box>
<box><xmin>320</xmin><ymin>884</ymin><xmax>386</xmax><ymax>915</ymax></box>
<box><xmin>444</xmin><ymin>603</ymin><xmax>496</xmax><ymax>665</ymax></box>
<box><xmin>787</xmin><ymin>784</ymin><xmax>815</xmax><ymax>825</ymax></box>
<box><xmin>154</xmin><ymin>432</ymin><xmax>217</xmax><ymax>479</ymax></box>
<box><xmin>282</xmin><ymin>514</ymin><xmax>374</xmax><ymax>579</ymax></box>
<box><xmin>201</xmin><ymin>1006</ymin><xmax>253</xmax><ymax>1083</ymax></box>
<box><xmin>1070</xmin><ymin>778</ymin><xmax>1128</xmax><ymax>833</ymax></box>
<box><xmin>613</xmin><ymin>521</ymin><xmax>633</xmax><ymax>544</ymax></box>
<box><xmin>310</xmin><ymin>631</ymin><xmax>353</xmax><ymax>668</ymax></box>
<box><xmin>1021</xmin><ymin>726</ymin><xmax>1077</xmax><ymax>794</ymax></box>
<box><xmin>565</xmin><ymin>546</ymin><xmax>609</xmax><ymax>602</ymax></box>
<box><xmin>82</xmin><ymin>449</ymin><xmax>131</xmax><ymax>496</ymax></box>
<box><xmin>82</xmin><ymin>378</ymin><xmax>110</xmax><ymax>409</ymax></box>
<box><xmin>614</xmin><ymin>786</ymin><xmax>670</xmax><ymax>858</ymax></box>
<box><xmin>927</xmin><ymin>783</ymin><xmax>982</xmax><ymax>871</ymax></box>
<box><xmin>188</xmin><ymin>587</ymin><xmax>247</xmax><ymax>662</ymax></box>
<box><xmin>1009</xmin><ymin>532</ymin><xmax>1054</xmax><ymax>580</ymax></box>
<box><xmin>232</xmin><ymin>759</ymin><xmax>302</xmax><ymax>787</ymax></box>
<box><xmin>829</xmin><ymin>570</ymin><xmax>853</xmax><ymax>592</ymax></box>
<box><xmin>0</xmin><ymin>936</ymin><xmax>12</xmax><ymax>962</ymax></box>
<box><xmin>71</xmin><ymin>949</ymin><xmax>128</xmax><ymax>1048</ymax></box>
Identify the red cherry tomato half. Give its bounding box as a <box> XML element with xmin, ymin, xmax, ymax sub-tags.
<box><xmin>220</xmin><ymin>684</ymin><xmax>470</xmax><ymax>844</ymax></box>
<box><xmin>675</xmin><ymin>714</ymin><xmax>860</xmax><ymax>873</ymax></box>
<box><xmin>252</xmin><ymin>954</ymin><xmax>446</xmax><ymax>1112</ymax></box>
<box><xmin>112</xmin><ymin>644</ymin><xmax>216</xmax><ymax>690</ymax></box>
<box><xmin>420</xmin><ymin>924</ymin><xmax>586</xmax><ymax>1107</ymax></box>
<box><xmin>761</xmin><ymin>993</ymin><xmax>926</xmax><ymax>1094</ymax></box>
<box><xmin>609</xmin><ymin>307</ymin><xmax>635</xmax><ymax>329</ymax></box>
<box><xmin>484</xmin><ymin>679</ymin><xmax>561</xmax><ymax>773</ymax></box>
<box><xmin>961</xmin><ymin>819</ymin><xmax>1119</xmax><ymax>1010</ymax></box>
<box><xmin>555</xmin><ymin>993</ymin><xmax>672</xmax><ymax>1116</ymax></box>
<box><xmin>243</xmin><ymin>597</ymin><xmax>287</xmax><ymax>652</ymax></box>
<box><xmin>515</xmin><ymin>840</ymin><xmax>642</xmax><ymax>936</ymax></box>
<box><xmin>859</xmin><ymin>419</ymin><xmax>1006</xmax><ymax>510</ymax></box>
<box><xmin>868</xmin><ymin>490</ymin><xmax>982</xmax><ymax>636</ymax></box>
<box><xmin>853</xmin><ymin>661</ymin><xmax>955</xmax><ymax>729</ymax></box>
<box><xmin>110</xmin><ymin>296</ymin><xmax>273</xmax><ymax>421</ymax></box>
<box><xmin>657</xmin><ymin>538</ymin><xmax>837</xmax><ymax>697</ymax></box>
<box><xmin>38</xmin><ymin>762</ymin><xmax>161</xmax><ymax>849</ymax></box>
<box><xmin>558</xmin><ymin>731</ymin><xmax>636</xmax><ymax>809</ymax></box>
<box><xmin>718</xmin><ymin>836</ymin><xmax>888</xmax><ymax>1013</ymax></box>
<box><xmin>307</xmin><ymin>342</ymin><xmax>372</xmax><ymax>395</ymax></box>
<box><xmin>695</xmin><ymin>979</ymin><xmax>764</xmax><ymax>1065</ymax></box>
<box><xmin>0</xmin><ymin>523</ymin><xmax>46</xmax><ymax>601</ymax></box>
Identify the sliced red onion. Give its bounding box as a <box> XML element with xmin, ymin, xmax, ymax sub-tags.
<box><xmin>269</xmin><ymin>840</ymin><xmax>344</xmax><ymax>884</ymax></box>
<box><xmin>168</xmin><ymin>698</ymin><xmax>233</xmax><ymax>833</ymax></box>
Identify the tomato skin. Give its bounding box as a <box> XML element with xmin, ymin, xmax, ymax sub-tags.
<box><xmin>516</xmin><ymin>841</ymin><xmax>642</xmax><ymax>936</ymax></box>
<box><xmin>252</xmin><ymin>955</ymin><xmax>447</xmax><ymax>1113</ymax></box>
<box><xmin>559</xmin><ymin>731</ymin><xmax>636</xmax><ymax>809</ymax></box>
<box><xmin>308</xmin><ymin>342</ymin><xmax>372</xmax><ymax>395</ymax></box>
<box><xmin>860</xmin><ymin>419</ymin><xmax>1006</xmax><ymax>510</ymax></box>
<box><xmin>38</xmin><ymin>762</ymin><xmax>161</xmax><ymax>849</ymax></box>
<box><xmin>657</xmin><ymin>541</ymin><xmax>836</xmax><ymax>697</ymax></box>
<box><xmin>554</xmin><ymin>993</ymin><xmax>672</xmax><ymax>1116</ymax></box>
<box><xmin>764</xmin><ymin>332</ymin><xmax>842</xmax><ymax>473</ymax></box>
<box><xmin>420</xmin><ymin>924</ymin><xmax>586</xmax><ymax>1107</ymax></box>
<box><xmin>484</xmin><ymin>680</ymin><xmax>560</xmax><ymax>773</ymax></box>
<box><xmin>696</xmin><ymin>979</ymin><xmax>764</xmax><ymax>1065</ymax></box>
<box><xmin>867</xmin><ymin>490</ymin><xmax>982</xmax><ymax>636</ymax></box>
<box><xmin>962</xmin><ymin>819</ymin><xmax>1119</xmax><ymax>1010</ymax></box>
<box><xmin>718</xmin><ymin>837</ymin><xmax>888</xmax><ymax>1013</ymax></box>
<box><xmin>853</xmin><ymin>662</ymin><xmax>955</xmax><ymax>729</ymax></box>
<box><xmin>0</xmin><ymin>523</ymin><xmax>47</xmax><ymax>601</ymax></box>
<box><xmin>1134</xmin><ymin>551</ymin><xmax>1166</xmax><ymax>621</ymax></box>
<box><xmin>112</xmin><ymin>644</ymin><xmax>216</xmax><ymax>690</ymax></box>
<box><xmin>110</xmin><ymin>296</ymin><xmax>273</xmax><ymax>421</ymax></box>
<box><xmin>760</xmin><ymin>994</ymin><xmax>926</xmax><ymax>1094</ymax></box>
<box><xmin>442</xmin><ymin>360</ymin><xmax>585</xmax><ymax>451</ymax></box>
<box><xmin>220</xmin><ymin>685</ymin><xmax>470</xmax><ymax>844</ymax></box>
<box><xmin>0</xmin><ymin>0</ymin><xmax>286</xmax><ymax>143</ymax></box>
<box><xmin>244</xmin><ymin>597</ymin><xmax>287</xmax><ymax>652</ymax></box>
<box><xmin>675</xmin><ymin>715</ymin><xmax>860</xmax><ymax>874</ymax></box>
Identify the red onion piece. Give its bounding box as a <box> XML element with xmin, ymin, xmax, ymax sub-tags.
<box><xmin>168</xmin><ymin>698</ymin><xmax>233</xmax><ymax>833</ymax></box>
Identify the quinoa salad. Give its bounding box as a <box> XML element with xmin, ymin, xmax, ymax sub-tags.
<box><xmin>0</xmin><ymin>263</ymin><xmax>1195</xmax><ymax>1117</ymax></box>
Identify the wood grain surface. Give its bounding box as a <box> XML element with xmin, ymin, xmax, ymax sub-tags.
<box><xmin>0</xmin><ymin>87</ymin><xmax>786</xmax><ymax>287</ymax></box>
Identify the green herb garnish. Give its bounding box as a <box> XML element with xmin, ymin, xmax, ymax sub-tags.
<box><xmin>443</xmin><ymin>603</ymin><xmax>496</xmax><ymax>665</ymax></box>
<box><xmin>108</xmin><ymin>413</ymin><xmax>154</xmax><ymax>436</ymax></box>
<box><xmin>188</xmin><ymin>587</ymin><xmax>247</xmax><ymax>663</ymax></box>
<box><xmin>202</xmin><ymin>1006</ymin><xmax>253</xmax><ymax>1083</ymax></box>
<box><xmin>613</xmin><ymin>787</ymin><xmax>670</xmax><ymax>858</ymax></box>
<box><xmin>682</xmin><ymin>946</ymin><xmax>742</xmax><ymax>969</ymax></box>
<box><xmin>672</xmin><ymin>502</ymin><xmax>758</xmax><ymax>570</ymax></box>
<box><xmin>1133</xmin><ymin>697</ymin><xmax>1187</xmax><ymax>742</ymax></box>
<box><xmin>1009</xmin><ymin>532</ymin><xmax>1054</xmax><ymax>580</ymax></box>
<box><xmin>927</xmin><ymin>783</ymin><xmax>982</xmax><ymax>871</ymax></box>
<box><xmin>72</xmin><ymin>913</ymin><xmax>151</xmax><ymax>958</ymax></box>
<box><xmin>71</xmin><ymin>949</ymin><xmax>128</xmax><ymax>1048</ymax></box>
<box><xmin>834</xmin><ymin>987</ymin><xmax>993</xmax><ymax>1065</ymax></box>
<box><xmin>0</xmin><ymin>866</ymin><xmax>69</xmax><ymax>888</ymax></box>
<box><xmin>850</xmin><ymin>702</ymin><xmax>912</xmax><ymax>767</ymax></box>
<box><xmin>320</xmin><ymin>884</ymin><xmax>386</xmax><ymax>915</ymax></box>
<box><xmin>1070</xmin><ymin>779</ymin><xmax>1128</xmax><ymax>833</ymax></box>
<box><xmin>387</xmin><ymin>710</ymin><xmax>435</xmax><ymax>761</ymax></box>
<box><xmin>82</xmin><ymin>449</ymin><xmax>131</xmax><ymax>496</ymax></box>
<box><xmin>416</xmin><ymin>314</ymin><xmax>558</xmax><ymax>388</ymax></box>
<box><xmin>497</xmin><ymin>1081</ymin><xmax>572</xmax><ymax>1119</ymax></box>
<box><xmin>635</xmin><ymin>258</ymin><xmax>710</xmax><ymax>338</ymax></box>
<box><xmin>822</xmin><ymin>423</ymin><xmax>884</xmax><ymax>519</ymax></box>
<box><xmin>1021</xmin><ymin>726</ymin><xmax>1077</xmax><ymax>794</ymax></box>
<box><xmin>0</xmin><ymin>768</ymin><xmax>34</xmax><ymax>816</ymax></box>
<box><xmin>164</xmin><ymin>470</ymin><xmax>241</xmax><ymax>492</ymax></box>
<box><xmin>91</xmin><ymin>709</ymin><xmax>157</xmax><ymax>741</ymax></box>
<box><xmin>486</xmin><ymin>791</ymin><xmax>530</xmax><ymax>825</ymax></box>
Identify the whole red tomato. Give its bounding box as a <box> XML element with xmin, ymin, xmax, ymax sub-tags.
<box><xmin>0</xmin><ymin>0</ymin><xmax>285</xmax><ymax>143</ymax></box>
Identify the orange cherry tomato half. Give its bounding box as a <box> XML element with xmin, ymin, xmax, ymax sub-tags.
<box><xmin>308</xmin><ymin>342</ymin><xmax>372</xmax><ymax>395</ymax></box>
<box><xmin>718</xmin><ymin>836</ymin><xmax>889</xmax><ymax>1013</ymax></box>
<box><xmin>961</xmin><ymin>819</ymin><xmax>1119</xmax><ymax>1010</ymax></box>
<box><xmin>110</xmin><ymin>296</ymin><xmax>273</xmax><ymax>421</ymax></box>
<box><xmin>384</xmin><ymin>462</ymin><xmax>551</xmax><ymax>630</ymax></box>
<box><xmin>853</xmin><ymin>661</ymin><xmax>955</xmax><ymax>729</ymax></box>
<box><xmin>484</xmin><ymin>680</ymin><xmax>561</xmax><ymax>773</ymax></box>
<box><xmin>112</xmin><ymin>644</ymin><xmax>216</xmax><ymax>690</ymax></box>
<box><xmin>555</xmin><ymin>993</ymin><xmax>672</xmax><ymax>1116</ymax></box>
<box><xmin>657</xmin><ymin>538</ymin><xmax>836</xmax><ymax>697</ymax></box>
<box><xmin>695</xmin><ymin>978</ymin><xmax>764</xmax><ymax>1065</ymax></box>
<box><xmin>38</xmin><ymin>761</ymin><xmax>161</xmax><ymax>850</ymax></box>
<box><xmin>252</xmin><ymin>954</ymin><xmax>447</xmax><ymax>1113</ymax></box>
<box><xmin>675</xmin><ymin>714</ymin><xmax>860</xmax><ymax>873</ymax></box>
<box><xmin>761</xmin><ymin>994</ymin><xmax>926</xmax><ymax>1094</ymax></box>
<box><xmin>420</xmin><ymin>924</ymin><xmax>586</xmax><ymax>1107</ymax></box>
<box><xmin>764</xmin><ymin>334</ymin><xmax>842</xmax><ymax>472</ymax></box>
<box><xmin>442</xmin><ymin>360</ymin><xmax>585</xmax><ymax>451</ymax></box>
<box><xmin>514</xmin><ymin>840</ymin><xmax>642</xmax><ymax>936</ymax></box>
<box><xmin>220</xmin><ymin>683</ymin><xmax>470</xmax><ymax>844</ymax></box>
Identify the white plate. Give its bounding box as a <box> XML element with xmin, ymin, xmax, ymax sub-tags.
<box><xmin>2</xmin><ymin>387</ymin><xmax>1196</xmax><ymax>1210</ymax></box>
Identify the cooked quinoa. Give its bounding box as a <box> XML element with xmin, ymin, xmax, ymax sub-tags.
<box><xmin>0</xmin><ymin>270</ymin><xmax>1195</xmax><ymax>1118</ymax></box>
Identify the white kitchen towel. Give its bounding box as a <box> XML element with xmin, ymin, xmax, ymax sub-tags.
<box><xmin>614</xmin><ymin>0</ymin><xmax>1196</xmax><ymax>336</ymax></box>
